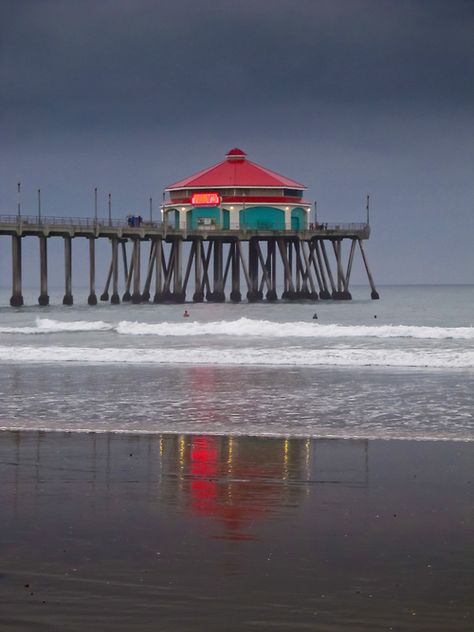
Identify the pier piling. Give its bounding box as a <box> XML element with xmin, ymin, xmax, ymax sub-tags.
<box><xmin>39</xmin><ymin>235</ymin><xmax>49</xmax><ymax>306</ymax></box>
<box><xmin>111</xmin><ymin>238</ymin><xmax>120</xmax><ymax>304</ymax></box>
<box><xmin>0</xmin><ymin>216</ymin><xmax>379</xmax><ymax>306</ymax></box>
<box><xmin>62</xmin><ymin>236</ymin><xmax>73</xmax><ymax>305</ymax></box>
<box><xmin>10</xmin><ymin>235</ymin><xmax>23</xmax><ymax>307</ymax></box>
<box><xmin>88</xmin><ymin>237</ymin><xmax>97</xmax><ymax>305</ymax></box>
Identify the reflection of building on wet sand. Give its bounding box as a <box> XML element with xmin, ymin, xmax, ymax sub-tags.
<box><xmin>1</xmin><ymin>431</ymin><xmax>367</xmax><ymax>541</ymax></box>
<box><xmin>159</xmin><ymin>435</ymin><xmax>368</xmax><ymax>541</ymax></box>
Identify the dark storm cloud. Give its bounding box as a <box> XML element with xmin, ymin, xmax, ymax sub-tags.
<box><xmin>1</xmin><ymin>0</ymin><xmax>473</xmax><ymax>137</ymax></box>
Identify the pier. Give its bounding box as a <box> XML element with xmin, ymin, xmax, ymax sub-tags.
<box><xmin>0</xmin><ymin>214</ymin><xmax>379</xmax><ymax>306</ymax></box>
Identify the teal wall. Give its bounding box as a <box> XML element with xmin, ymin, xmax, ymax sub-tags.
<box><xmin>186</xmin><ymin>208</ymin><xmax>229</xmax><ymax>230</ymax></box>
<box><xmin>291</xmin><ymin>207</ymin><xmax>307</xmax><ymax>230</ymax></box>
<box><xmin>239</xmin><ymin>207</ymin><xmax>285</xmax><ymax>230</ymax></box>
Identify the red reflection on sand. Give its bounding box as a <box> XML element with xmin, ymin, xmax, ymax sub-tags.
<box><xmin>190</xmin><ymin>436</ymin><xmax>218</xmax><ymax>513</ymax></box>
<box><xmin>185</xmin><ymin>435</ymin><xmax>294</xmax><ymax>542</ymax></box>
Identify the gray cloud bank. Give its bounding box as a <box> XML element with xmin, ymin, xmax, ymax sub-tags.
<box><xmin>1</xmin><ymin>0</ymin><xmax>473</xmax><ymax>284</ymax></box>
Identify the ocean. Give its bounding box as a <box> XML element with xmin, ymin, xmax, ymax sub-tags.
<box><xmin>1</xmin><ymin>284</ymin><xmax>473</xmax><ymax>631</ymax></box>
<box><xmin>0</xmin><ymin>284</ymin><xmax>472</xmax><ymax>441</ymax></box>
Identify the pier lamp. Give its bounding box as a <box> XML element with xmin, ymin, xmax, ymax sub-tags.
<box><xmin>17</xmin><ymin>182</ymin><xmax>21</xmax><ymax>219</ymax></box>
<box><xmin>149</xmin><ymin>196</ymin><xmax>153</xmax><ymax>223</ymax></box>
<box><xmin>108</xmin><ymin>193</ymin><xmax>112</xmax><ymax>226</ymax></box>
<box><xmin>38</xmin><ymin>188</ymin><xmax>41</xmax><ymax>223</ymax></box>
<box><xmin>94</xmin><ymin>187</ymin><xmax>98</xmax><ymax>222</ymax></box>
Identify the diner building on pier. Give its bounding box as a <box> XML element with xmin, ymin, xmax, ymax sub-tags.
<box><xmin>163</xmin><ymin>148</ymin><xmax>312</xmax><ymax>231</ymax></box>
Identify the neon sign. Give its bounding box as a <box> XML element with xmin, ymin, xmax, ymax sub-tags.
<box><xmin>191</xmin><ymin>192</ymin><xmax>221</xmax><ymax>207</ymax></box>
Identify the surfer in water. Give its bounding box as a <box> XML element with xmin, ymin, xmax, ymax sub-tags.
<box><xmin>312</xmin><ymin>313</ymin><xmax>318</xmax><ymax>320</ymax></box>
<box><xmin>183</xmin><ymin>310</ymin><xmax>190</xmax><ymax>318</ymax></box>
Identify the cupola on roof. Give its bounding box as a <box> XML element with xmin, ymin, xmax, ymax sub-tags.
<box><xmin>166</xmin><ymin>148</ymin><xmax>306</xmax><ymax>191</ymax></box>
<box><xmin>225</xmin><ymin>147</ymin><xmax>247</xmax><ymax>160</ymax></box>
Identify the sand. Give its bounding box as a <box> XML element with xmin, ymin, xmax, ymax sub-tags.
<box><xmin>0</xmin><ymin>431</ymin><xmax>472</xmax><ymax>631</ymax></box>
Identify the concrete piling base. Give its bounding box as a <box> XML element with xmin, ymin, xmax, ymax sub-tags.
<box><xmin>10</xmin><ymin>295</ymin><xmax>24</xmax><ymax>307</ymax></box>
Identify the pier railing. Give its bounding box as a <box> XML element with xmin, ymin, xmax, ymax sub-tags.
<box><xmin>0</xmin><ymin>214</ymin><xmax>369</xmax><ymax>237</ymax></box>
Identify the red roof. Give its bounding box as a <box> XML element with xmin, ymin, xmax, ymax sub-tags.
<box><xmin>166</xmin><ymin>148</ymin><xmax>306</xmax><ymax>191</ymax></box>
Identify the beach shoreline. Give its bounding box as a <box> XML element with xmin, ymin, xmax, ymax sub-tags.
<box><xmin>1</xmin><ymin>430</ymin><xmax>472</xmax><ymax>631</ymax></box>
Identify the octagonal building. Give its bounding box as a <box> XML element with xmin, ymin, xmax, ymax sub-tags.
<box><xmin>163</xmin><ymin>148</ymin><xmax>311</xmax><ymax>231</ymax></box>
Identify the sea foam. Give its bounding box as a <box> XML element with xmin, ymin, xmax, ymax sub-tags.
<box><xmin>0</xmin><ymin>344</ymin><xmax>473</xmax><ymax>369</ymax></box>
<box><xmin>1</xmin><ymin>317</ymin><xmax>474</xmax><ymax>340</ymax></box>
<box><xmin>0</xmin><ymin>318</ymin><xmax>113</xmax><ymax>335</ymax></box>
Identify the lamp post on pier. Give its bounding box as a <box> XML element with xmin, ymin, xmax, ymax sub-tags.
<box><xmin>38</xmin><ymin>188</ymin><xmax>41</xmax><ymax>223</ymax></box>
<box><xmin>108</xmin><ymin>193</ymin><xmax>112</xmax><ymax>226</ymax></box>
<box><xmin>17</xmin><ymin>182</ymin><xmax>21</xmax><ymax>219</ymax></box>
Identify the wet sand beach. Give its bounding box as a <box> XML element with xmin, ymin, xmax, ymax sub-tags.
<box><xmin>0</xmin><ymin>431</ymin><xmax>472</xmax><ymax>631</ymax></box>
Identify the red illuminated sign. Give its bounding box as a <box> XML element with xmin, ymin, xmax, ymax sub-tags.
<box><xmin>191</xmin><ymin>192</ymin><xmax>221</xmax><ymax>207</ymax></box>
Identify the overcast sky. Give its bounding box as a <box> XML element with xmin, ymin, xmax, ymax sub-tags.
<box><xmin>1</xmin><ymin>0</ymin><xmax>473</xmax><ymax>285</ymax></box>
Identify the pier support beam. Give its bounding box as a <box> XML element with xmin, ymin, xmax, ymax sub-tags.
<box><xmin>210</xmin><ymin>239</ymin><xmax>225</xmax><ymax>302</ymax></box>
<box><xmin>141</xmin><ymin>241</ymin><xmax>156</xmax><ymax>302</ymax></box>
<box><xmin>153</xmin><ymin>238</ymin><xmax>164</xmax><ymax>303</ymax></box>
<box><xmin>173</xmin><ymin>239</ymin><xmax>184</xmax><ymax>302</ymax></box>
<box><xmin>314</xmin><ymin>241</ymin><xmax>331</xmax><ymax>299</ymax></box>
<box><xmin>10</xmin><ymin>235</ymin><xmax>23</xmax><ymax>307</ymax></box>
<box><xmin>332</xmin><ymin>239</ymin><xmax>351</xmax><ymax>300</ymax></box>
<box><xmin>247</xmin><ymin>239</ymin><xmax>260</xmax><ymax>302</ymax></box>
<box><xmin>62</xmin><ymin>236</ymin><xmax>73</xmax><ymax>305</ymax></box>
<box><xmin>131</xmin><ymin>238</ymin><xmax>141</xmax><ymax>303</ymax></box>
<box><xmin>100</xmin><ymin>260</ymin><xmax>112</xmax><ymax>301</ymax></box>
<box><xmin>122</xmin><ymin>242</ymin><xmax>132</xmax><ymax>302</ymax></box>
<box><xmin>38</xmin><ymin>235</ymin><xmax>49</xmax><ymax>306</ymax></box>
<box><xmin>300</xmin><ymin>241</ymin><xmax>318</xmax><ymax>301</ymax></box>
<box><xmin>88</xmin><ymin>237</ymin><xmax>97</xmax><ymax>305</ymax></box>
<box><xmin>266</xmin><ymin>240</ymin><xmax>277</xmax><ymax>301</ymax></box>
<box><xmin>230</xmin><ymin>241</ymin><xmax>241</xmax><ymax>302</ymax></box>
<box><xmin>319</xmin><ymin>241</ymin><xmax>337</xmax><ymax>299</ymax></box>
<box><xmin>358</xmin><ymin>239</ymin><xmax>380</xmax><ymax>299</ymax></box>
<box><xmin>193</xmin><ymin>240</ymin><xmax>204</xmax><ymax>302</ymax></box>
<box><xmin>111</xmin><ymin>238</ymin><xmax>120</xmax><ymax>304</ymax></box>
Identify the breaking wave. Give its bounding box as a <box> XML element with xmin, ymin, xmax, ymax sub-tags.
<box><xmin>0</xmin><ymin>345</ymin><xmax>473</xmax><ymax>369</ymax></box>
<box><xmin>1</xmin><ymin>317</ymin><xmax>474</xmax><ymax>340</ymax></box>
<box><xmin>0</xmin><ymin>318</ymin><xmax>113</xmax><ymax>334</ymax></box>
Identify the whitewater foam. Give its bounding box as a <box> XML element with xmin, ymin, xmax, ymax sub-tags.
<box><xmin>0</xmin><ymin>344</ymin><xmax>472</xmax><ymax>369</ymax></box>
<box><xmin>0</xmin><ymin>318</ymin><xmax>113</xmax><ymax>335</ymax></box>
<box><xmin>1</xmin><ymin>317</ymin><xmax>473</xmax><ymax>340</ymax></box>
